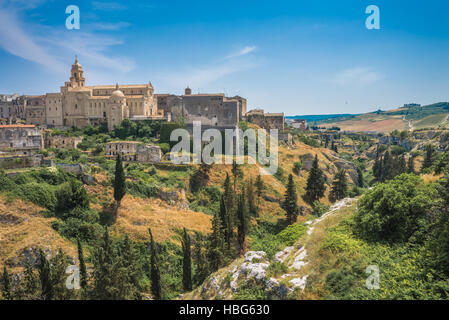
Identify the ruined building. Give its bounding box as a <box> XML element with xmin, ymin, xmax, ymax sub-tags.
<box><xmin>0</xmin><ymin>124</ymin><xmax>43</xmax><ymax>156</ymax></box>
<box><xmin>106</xmin><ymin>141</ymin><xmax>162</xmax><ymax>163</ymax></box>
<box><xmin>246</xmin><ymin>109</ymin><xmax>285</xmax><ymax>130</ymax></box>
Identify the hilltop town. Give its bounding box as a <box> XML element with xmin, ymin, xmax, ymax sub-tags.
<box><xmin>0</xmin><ymin>59</ymin><xmax>449</xmax><ymax>301</ymax></box>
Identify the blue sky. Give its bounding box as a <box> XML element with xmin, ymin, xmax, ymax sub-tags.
<box><xmin>1</xmin><ymin>0</ymin><xmax>449</xmax><ymax>115</ymax></box>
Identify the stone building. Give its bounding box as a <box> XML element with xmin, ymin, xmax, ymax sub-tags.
<box><xmin>291</xmin><ymin>119</ymin><xmax>307</xmax><ymax>130</ymax></box>
<box><xmin>44</xmin><ymin>133</ymin><xmax>83</xmax><ymax>149</ymax></box>
<box><xmin>0</xmin><ymin>95</ymin><xmax>26</xmax><ymax>124</ymax></box>
<box><xmin>156</xmin><ymin>88</ymin><xmax>246</xmax><ymax>129</ymax></box>
<box><xmin>106</xmin><ymin>141</ymin><xmax>161</xmax><ymax>163</ymax></box>
<box><xmin>25</xmin><ymin>96</ymin><xmax>46</xmax><ymax>125</ymax></box>
<box><xmin>45</xmin><ymin>59</ymin><xmax>160</xmax><ymax>131</ymax></box>
<box><xmin>0</xmin><ymin>124</ymin><xmax>43</xmax><ymax>156</ymax></box>
<box><xmin>246</xmin><ymin>109</ymin><xmax>285</xmax><ymax>130</ymax></box>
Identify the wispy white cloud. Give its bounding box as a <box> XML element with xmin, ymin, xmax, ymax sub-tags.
<box><xmin>225</xmin><ymin>46</ymin><xmax>257</xmax><ymax>60</ymax></box>
<box><xmin>92</xmin><ymin>1</ymin><xmax>127</xmax><ymax>11</ymax></box>
<box><xmin>161</xmin><ymin>47</ymin><xmax>261</xmax><ymax>88</ymax></box>
<box><xmin>0</xmin><ymin>2</ymin><xmax>135</xmax><ymax>75</ymax></box>
<box><xmin>333</xmin><ymin>67</ymin><xmax>384</xmax><ymax>87</ymax></box>
<box><xmin>90</xmin><ymin>21</ymin><xmax>131</xmax><ymax>31</ymax></box>
<box><xmin>0</xmin><ymin>8</ymin><xmax>65</xmax><ymax>72</ymax></box>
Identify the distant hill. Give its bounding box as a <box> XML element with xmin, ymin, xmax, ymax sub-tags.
<box><xmin>294</xmin><ymin>102</ymin><xmax>449</xmax><ymax>133</ymax></box>
<box><xmin>286</xmin><ymin>114</ymin><xmax>358</xmax><ymax>123</ymax></box>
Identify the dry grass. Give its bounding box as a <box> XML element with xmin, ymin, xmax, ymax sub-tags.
<box><xmin>422</xmin><ymin>173</ymin><xmax>444</xmax><ymax>183</ymax></box>
<box><xmin>112</xmin><ymin>195</ymin><xmax>212</xmax><ymax>243</ymax></box>
<box><xmin>0</xmin><ymin>196</ymin><xmax>77</xmax><ymax>271</ymax></box>
<box><xmin>323</xmin><ymin>118</ymin><xmax>406</xmax><ymax>133</ymax></box>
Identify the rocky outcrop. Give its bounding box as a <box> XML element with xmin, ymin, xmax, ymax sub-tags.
<box><xmin>300</xmin><ymin>154</ymin><xmax>315</xmax><ymax>171</ymax></box>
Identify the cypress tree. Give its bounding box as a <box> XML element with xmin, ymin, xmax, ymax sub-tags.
<box><xmin>223</xmin><ymin>173</ymin><xmax>235</xmax><ymax>241</ymax></box>
<box><xmin>218</xmin><ymin>195</ymin><xmax>230</xmax><ymax>247</ymax></box>
<box><xmin>231</xmin><ymin>160</ymin><xmax>243</xmax><ymax>191</ymax></box>
<box><xmin>20</xmin><ymin>260</ymin><xmax>39</xmax><ymax>299</ymax></box>
<box><xmin>356</xmin><ymin>167</ymin><xmax>364</xmax><ymax>188</ymax></box>
<box><xmin>181</xmin><ymin>228</ymin><xmax>192</xmax><ymax>292</ymax></box>
<box><xmin>373</xmin><ymin>152</ymin><xmax>382</xmax><ymax>181</ymax></box>
<box><xmin>236</xmin><ymin>190</ymin><xmax>248</xmax><ymax>253</ymax></box>
<box><xmin>148</xmin><ymin>228</ymin><xmax>162</xmax><ymax>300</ymax></box>
<box><xmin>190</xmin><ymin>163</ymin><xmax>212</xmax><ymax>193</ymax></box>
<box><xmin>282</xmin><ymin>174</ymin><xmax>298</xmax><ymax>225</ymax></box>
<box><xmin>330</xmin><ymin>169</ymin><xmax>348</xmax><ymax>202</ymax></box>
<box><xmin>255</xmin><ymin>174</ymin><xmax>264</xmax><ymax>206</ymax></box>
<box><xmin>247</xmin><ymin>178</ymin><xmax>257</xmax><ymax>216</ymax></box>
<box><xmin>38</xmin><ymin>249</ymin><xmax>53</xmax><ymax>300</ymax></box>
<box><xmin>407</xmin><ymin>155</ymin><xmax>416</xmax><ymax>174</ymax></box>
<box><xmin>114</xmin><ymin>154</ymin><xmax>126</xmax><ymax>209</ymax></box>
<box><xmin>423</xmin><ymin>144</ymin><xmax>434</xmax><ymax>170</ymax></box>
<box><xmin>1</xmin><ymin>266</ymin><xmax>12</xmax><ymax>300</ymax></box>
<box><xmin>304</xmin><ymin>155</ymin><xmax>326</xmax><ymax>205</ymax></box>
<box><xmin>119</xmin><ymin>234</ymin><xmax>141</xmax><ymax>299</ymax></box>
<box><xmin>192</xmin><ymin>233</ymin><xmax>209</xmax><ymax>286</ymax></box>
<box><xmin>208</xmin><ymin>212</ymin><xmax>224</xmax><ymax>271</ymax></box>
<box><xmin>92</xmin><ymin>228</ymin><xmax>115</xmax><ymax>299</ymax></box>
<box><xmin>77</xmin><ymin>238</ymin><xmax>87</xmax><ymax>291</ymax></box>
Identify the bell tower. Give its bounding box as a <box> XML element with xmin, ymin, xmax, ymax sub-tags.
<box><xmin>69</xmin><ymin>57</ymin><xmax>85</xmax><ymax>88</ymax></box>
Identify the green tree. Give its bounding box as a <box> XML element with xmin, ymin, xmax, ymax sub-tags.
<box><xmin>181</xmin><ymin>228</ymin><xmax>192</xmax><ymax>292</ymax></box>
<box><xmin>223</xmin><ymin>173</ymin><xmax>235</xmax><ymax>242</ymax></box>
<box><xmin>192</xmin><ymin>232</ymin><xmax>209</xmax><ymax>286</ymax></box>
<box><xmin>208</xmin><ymin>212</ymin><xmax>224</xmax><ymax>272</ymax></box>
<box><xmin>1</xmin><ymin>266</ymin><xmax>12</xmax><ymax>300</ymax></box>
<box><xmin>236</xmin><ymin>190</ymin><xmax>248</xmax><ymax>253</ymax></box>
<box><xmin>38</xmin><ymin>249</ymin><xmax>53</xmax><ymax>300</ymax></box>
<box><xmin>77</xmin><ymin>238</ymin><xmax>88</xmax><ymax>291</ymax></box>
<box><xmin>423</xmin><ymin>144</ymin><xmax>435</xmax><ymax>170</ymax></box>
<box><xmin>304</xmin><ymin>155</ymin><xmax>326</xmax><ymax>205</ymax></box>
<box><xmin>255</xmin><ymin>174</ymin><xmax>264</xmax><ymax>207</ymax></box>
<box><xmin>407</xmin><ymin>155</ymin><xmax>416</xmax><ymax>174</ymax></box>
<box><xmin>55</xmin><ymin>179</ymin><xmax>89</xmax><ymax>214</ymax></box>
<box><xmin>114</xmin><ymin>154</ymin><xmax>126</xmax><ymax>209</ymax></box>
<box><xmin>92</xmin><ymin>228</ymin><xmax>115</xmax><ymax>299</ymax></box>
<box><xmin>355</xmin><ymin>174</ymin><xmax>438</xmax><ymax>242</ymax></box>
<box><xmin>190</xmin><ymin>163</ymin><xmax>212</xmax><ymax>193</ymax></box>
<box><xmin>232</xmin><ymin>160</ymin><xmax>243</xmax><ymax>191</ymax></box>
<box><xmin>247</xmin><ymin>178</ymin><xmax>257</xmax><ymax>216</ymax></box>
<box><xmin>148</xmin><ymin>228</ymin><xmax>162</xmax><ymax>300</ymax></box>
<box><xmin>356</xmin><ymin>167</ymin><xmax>364</xmax><ymax>188</ymax></box>
<box><xmin>330</xmin><ymin>169</ymin><xmax>348</xmax><ymax>203</ymax></box>
<box><xmin>218</xmin><ymin>195</ymin><xmax>230</xmax><ymax>248</ymax></box>
<box><xmin>282</xmin><ymin>174</ymin><xmax>298</xmax><ymax>225</ymax></box>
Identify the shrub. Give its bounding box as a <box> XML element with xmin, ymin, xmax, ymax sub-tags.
<box><xmin>354</xmin><ymin>174</ymin><xmax>438</xmax><ymax>243</ymax></box>
<box><xmin>312</xmin><ymin>201</ymin><xmax>329</xmax><ymax>217</ymax></box>
<box><xmin>15</xmin><ymin>182</ymin><xmax>57</xmax><ymax>210</ymax></box>
<box><xmin>55</xmin><ymin>179</ymin><xmax>89</xmax><ymax>214</ymax></box>
<box><xmin>276</xmin><ymin>223</ymin><xmax>307</xmax><ymax>247</ymax></box>
<box><xmin>292</xmin><ymin>162</ymin><xmax>302</xmax><ymax>175</ymax></box>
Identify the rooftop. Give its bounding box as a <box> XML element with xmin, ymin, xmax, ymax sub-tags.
<box><xmin>0</xmin><ymin>124</ymin><xmax>36</xmax><ymax>129</ymax></box>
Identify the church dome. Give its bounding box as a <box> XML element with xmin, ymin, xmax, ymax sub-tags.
<box><xmin>111</xmin><ymin>84</ymin><xmax>125</xmax><ymax>99</ymax></box>
<box><xmin>111</xmin><ymin>90</ymin><xmax>125</xmax><ymax>98</ymax></box>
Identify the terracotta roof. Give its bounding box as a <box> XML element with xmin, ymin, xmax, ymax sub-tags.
<box><xmin>0</xmin><ymin>124</ymin><xmax>36</xmax><ymax>128</ymax></box>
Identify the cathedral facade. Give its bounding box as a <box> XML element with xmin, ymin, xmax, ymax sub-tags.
<box><xmin>45</xmin><ymin>59</ymin><xmax>159</xmax><ymax>131</ymax></box>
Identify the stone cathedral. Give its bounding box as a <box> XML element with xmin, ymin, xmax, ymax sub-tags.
<box><xmin>45</xmin><ymin>59</ymin><xmax>159</xmax><ymax>131</ymax></box>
